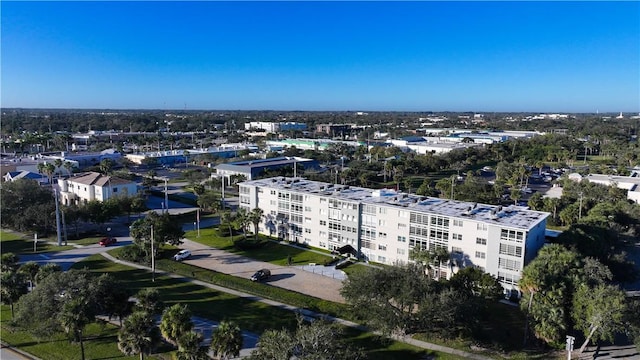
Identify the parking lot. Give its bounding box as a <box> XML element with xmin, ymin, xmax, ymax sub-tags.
<box><xmin>178</xmin><ymin>239</ymin><xmax>346</xmax><ymax>303</ymax></box>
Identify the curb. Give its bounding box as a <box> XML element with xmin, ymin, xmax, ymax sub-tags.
<box><xmin>1</xmin><ymin>341</ymin><xmax>42</xmax><ymax>360</ymax></box>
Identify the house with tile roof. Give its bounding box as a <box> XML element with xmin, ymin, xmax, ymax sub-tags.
<box><xmin>57</xmin><ymin>172</ymin><xmax>138</xmax><ymax>205</ymax></box>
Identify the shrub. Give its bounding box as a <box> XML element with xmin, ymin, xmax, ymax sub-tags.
<box><xmin>233</xmin><ymin>238</ymin><xmax>267</xmax><ymax>251</ymax></box>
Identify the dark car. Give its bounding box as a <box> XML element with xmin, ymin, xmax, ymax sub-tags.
<box><xmin>250</xmin><ymin>269</ymin><xmax>271</xmax><ymax>282</ymax></box>
<box><xmin>99</xmin><ymin>237</ymin><xmax>117</xmax><ymax>246</ymax></box>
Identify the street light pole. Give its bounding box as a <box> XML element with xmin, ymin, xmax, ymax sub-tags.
<box><xmin>151</xmin><ymin>225</ymin><xmax>155</xmax><ymax>283</ymax></box>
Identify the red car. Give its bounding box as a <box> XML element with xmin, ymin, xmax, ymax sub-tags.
<box><xmin>99</xmin><ymin>237</ymin><xmax>117</xmax><ymax>246</ymax></box>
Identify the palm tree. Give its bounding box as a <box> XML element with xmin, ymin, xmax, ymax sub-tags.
<box><xmin>58</xmin><ymin>297</ymin><xmax>92</xmax><ymax>360</ymax></box>
<box><xmin>118</xmin><ymin>311</ymin><xmax>161</xmax><ymax>360</ymax></box>
<box><xmin>42</xmin><ymin>162</ymin><xmax>55</xmax><ymax>184</ymax></box>
<box><xmin>18</xmin><ymin>261</ymin><xmax>40</xmax><ymax>287</ymax></box>
<box><xmin>220</xmin><ymin>210</ymin><xmax>235</xmax><ymax>239</ymax></box>
<box><xmin>99</xmin><ymin>159</ymin><xmax>114</xmax><ymax>175</ymax></box>
<box><xmin>249</xmin><ymin>208</ymin><xmax>264</xmax><ymax>241</ymax></box>
<box><xmin>134</xmin><ymin>288</ymin><xmax>164</xmax><ymax>315</ymax></box>
<box><xmin>53</xmin><ymin>159</ymin><xmax>63</xmax><ymax>178</ymax></box>
<box><xmin>234</xmin><ymin>208</ymin><xmax>250</xmax><ymax>239</ymax></box>
<box><xmin>160</xmin><ymin>303</ymin><xmax>193</xmax><ymax>346</ymax></box>
<box><xmin>63</xmin><ymin>161</ymin><xmax>74</xmax><ymax>176</ymax></box>
<box><xmin>210</xmin><ymin>320</ymin><xmax>243</xmax><ymax>360</ymax></box>
<box><xmin>176</xmin><ymin>331</ymin><xmax>208</xmax><ymax>360</ymax></box>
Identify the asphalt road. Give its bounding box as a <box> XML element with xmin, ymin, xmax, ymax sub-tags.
<box><xmin>18</xmin><ymin>239</ymin><xmax>132</xmax><ymax>270</ymax></box>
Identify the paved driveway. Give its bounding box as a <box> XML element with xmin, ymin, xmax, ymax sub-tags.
<box><xmin>178</xmin><ymin>239</ymin><xmax>346</xmax><ymax>303</ymax></box>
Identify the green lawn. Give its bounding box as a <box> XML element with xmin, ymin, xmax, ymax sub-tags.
<box><xmin>184</xmin><ymin>227</ymin><xmax>335</xmax><ymax>266</ymax></box>
<box><xmin>72</xmin><ymin>253</ymin><xmax>456</xmax><ymax>359</ymax></box>
<box><xmin>0</xmin><ymin>306</ymin><xmax>164</xmax><ymax>360</ymax></box>
<box><xmin>0</xmin><ymin>230</ymin><xmax>73</xmax><ymax>254</ymax></box>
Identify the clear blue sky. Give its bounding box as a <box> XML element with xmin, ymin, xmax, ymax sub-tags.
<box><xmin>2</xmin><ymin>1</ymin><xmax>639</xmax><ymax>112</ymax></box>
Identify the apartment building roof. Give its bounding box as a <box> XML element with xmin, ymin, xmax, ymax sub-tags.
<box><xmin>66</xmin><ymin>172</ymin><xmax>134</xmax><ymax>187</ymax></box>
<box><xmin>215</xmin><ymin>157</ymin><xmax>316</xmax><ymax>171</ymax></box>
<box><xmin>241</xmin><ymin>177</ymin><xmax>548</xmax><ymax>231</ymax></box>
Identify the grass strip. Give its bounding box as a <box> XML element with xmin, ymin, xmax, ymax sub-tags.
<box><xmin>71</xmin><ymin>254</ymin><xmax>453</xmax><ymax>360</ymax></box>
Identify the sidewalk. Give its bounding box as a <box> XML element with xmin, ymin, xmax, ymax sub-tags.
<box><xmin>100</xmin><ymin>252</ymin><xmax>493</xmax><ymax>360</ymax></box>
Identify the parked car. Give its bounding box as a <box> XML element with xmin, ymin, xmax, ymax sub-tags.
<box><xmin>173</xmin><ymin>249</ymin><xmax>192</xmax><ymax>261</ymax></box>
<box><xmin>250</xmin><ymin>269</ymin><xmax>271</xmax><ymax>282</ymax></box>
<box><xmin>99</xmin><ymin>237</ymin><xmax>117</xmax><ymax>246</ymax></box>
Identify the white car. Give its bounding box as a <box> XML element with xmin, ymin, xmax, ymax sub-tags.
<box><xmin>173</xmin><ymin>250</ymin><xmax>191</xmax><ymax>261</ymax></box>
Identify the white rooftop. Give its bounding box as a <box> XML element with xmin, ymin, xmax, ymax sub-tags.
<box><xmin>241</xmin><ymin>177</ymin><xmax>548</xmax><ymax>231</ymax></box>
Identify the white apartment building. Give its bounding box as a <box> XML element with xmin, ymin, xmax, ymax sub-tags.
<box><xmin>58</xmin><ymin>172</ymin><xmax>139</xmax><ymax>205</ymax></box>
<box><xmin>239</xmin><ymin>177</ymin><xmax>549</xmax><ymax>295</ymax></box>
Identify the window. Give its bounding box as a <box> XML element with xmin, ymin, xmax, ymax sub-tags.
<box><xmin>398</xmin><ymin>223</ymin><xmax>407</xmax><ymax>229</ymax></box>
<box><xmin>397</xmin><ymin>248</ymin><xmax>406</xmax><ymax>255</ymax></box>
<box><xmin>113</xmin><ymin>188</ymin><xmax>118</xmax><ymax>193</ymax></box>
<box><xmin>452</xmin><ymin>233</ymin><xmax>463</xmax><ymax>241</ymax></box>
<box><xmin>497</xmin><ymin>271</ymin><xmax>520</xmax><ymax>285</ymax></box>
<box><xmin>378</xmin><ymin>232</ymin><xmax>387</xmax><ymax>239</ymax></box>
<box><xmin>476</xmin><ymin>223</ymin><xmax>487</xmax><ymax>231</ymax></box>
<box><xmin>379</xmin><ymin>207</ymin><xmax>387</xmax><ymax>215</ymax></box>
<box><xmin>377</xmin><ymin>256</ymin><xmax>387</xmax><ymax>263</ymax></box>
<box><xmin>398</xmin><ymin>210</ymin><xmax>408</xmax><ymax>218</ymax></box>
<box><xmin>319</xmin><ymin>241</ymin><xmax>326</xmax><ymax>248</ymax></box>
<box><xmin>476</xmin><ymin>237</ymin><xmax>487</xmax><ymax>245</ymax></box>
<box><xmin>378</xmin><ymin>219</ymin><xmax>386</xmax><ymax>226</ymax></box>
<box><xmin>453</xmin><ymin>219</ymin><xmax>463</xmax><ymax>227</ymax></box>
<box><xmin>451</xmin><ymin>246</ymin><xmax>463</xmax><ymax>254</ymax></box>
<box><xmin>305</xmin><ymin>206</ymin><xmax>312</xmax><ymax>212</ymax></box>
<box><xmin>499</xmin><ymin>243</ymin><xmax>523</xmax><ymax>257</ymax></box>
<box><xmin>430</xmin><ymin>216</ymin><xmax>450</xmax><ymax>228</ymax></box>
<box><xmin>270</xmin><ymin>190</ymin><xmax>276</xmax><ymax>195</ymax></box>
<box><xmin>397</xmin><ymin>236</ymin><xmax>406</xmax><ymax>242</ymax></box>
<box><xmin>475</xmin><ymin>251</ymin><xmax>486</xmax><ymax>259</ymax></box>
<box><xmin>498</xmin><ymin>258</ymin><xmax>521</xmax><ymax>271</ymax></box>
<box><xmin>305</xmin><ymin>228</ymin><xmax>311</xmax><ymax>233</ymax></box>
<box><xmin>501</xmin><ymin>229</ymin><xmax>524</xmax><ymax>243</ymax></box>
<box><xmin>319</xmin><ymin>220</ymin><xmax>327</xmax><ymax>226</ymax></box>
<box><xmin>378</xmin><ymin>244</ymin><xmax>387</xmax><ymax>251</ymax></box>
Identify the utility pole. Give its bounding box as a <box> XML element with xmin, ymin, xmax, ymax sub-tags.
<box><xmin>450</xmin><ymin>175</ymin><xmax>455</xmax><ymax>200</ymax></box>
<box><xmin>221</xmin><ymin>176</ymin><xmax>225</xmax><ymax>209</ymax></box>
<box><xmin>151</xmin><ymin>225</ymin><xmax>155</xmax><ymax>282</ymax></box>
<box><xmin>164</xmin><ymin>178</ymin><xmax>169</xmax><ymax>214</ymax></box>
<box><xmin>54</xmin><ymin>188</ymin><xmax>62</xmax><ymax>246</ymax></box>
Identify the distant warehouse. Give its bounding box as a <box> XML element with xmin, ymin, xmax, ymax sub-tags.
<box><xmin>214</xmin><ymin>157</ymin><xmax>319</xmax><ymax>181</ymax></box>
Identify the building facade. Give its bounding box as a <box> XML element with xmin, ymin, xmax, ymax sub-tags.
<box><xmin>239</xmin><ymin>177</ymin><xmax>549</xmax><ymax>295</ymax></box>
<box><xmin>214</xmin><ymin>157</ymin><xmax>319</xmax><ymax>181</ymax></box>
<box><xmin>58</xmin><ymin>172</ymin><xmax>138</xmax><ymax>205</ymax></box>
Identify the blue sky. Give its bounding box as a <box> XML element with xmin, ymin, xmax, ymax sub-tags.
<box><xmin>2</xmin><ymin>1</ymin><xmax>639</xmax><ymax>112</ymax></box>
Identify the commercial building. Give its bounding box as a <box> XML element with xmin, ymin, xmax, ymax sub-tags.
<box><xmin>125</xmin><ymin>144</ymin><xmax>258</xmax><ymax>165</ymax></box>
<box><xmin>239</xmin><ymin>177</ymin><xmax>549</xmax><ymax>295</ymax></box>
<box><xmin>568</xmin><ymin>172</ymin><xmax>640</xmax><ymax>204</ymax></box>
<box><xmin>57</xmin><ymin>172</ymin><xmax>138</xmax><ymax>205</ymax></box>
<box><xmin>244</xmin><ymin>121</ymin><xmax>307</xmax><ymax>133</ymax></box>
<box><xmin>265</xmin><ymin>138</ymin><xmax>364</xmax><ymax>152</ymax></box>
<box><xmin>214</xmin><ymin>157</ymin><xmax>319</xmax><ymax>181</ymax></box>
